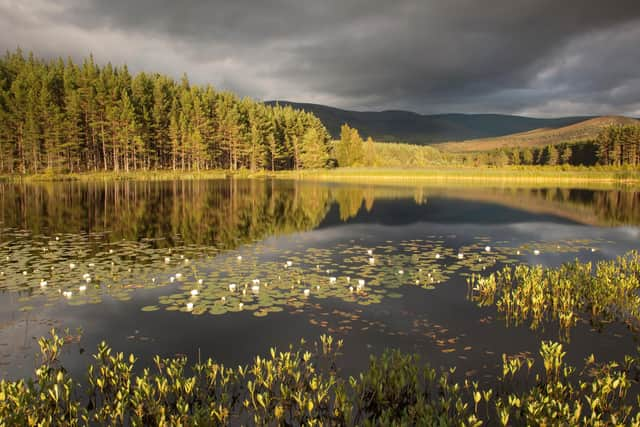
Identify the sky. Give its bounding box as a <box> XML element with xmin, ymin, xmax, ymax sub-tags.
<box><xmin>1</xmin><ymin>0</ymin><xmax>639</xmax><ymax>117</ymax></box>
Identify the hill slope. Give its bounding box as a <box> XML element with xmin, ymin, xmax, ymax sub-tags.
<box><xmin>266</xmin><ymin>101</ymin><xmax>591</xmax><ymax>144</ymax></box>
<box><xmin>433</xmin><ymin>116</ymin><xmax>640</xmax><ymax>153</ymax></box>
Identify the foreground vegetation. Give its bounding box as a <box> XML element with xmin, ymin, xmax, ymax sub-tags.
<box><xmin>469</xmin><ymin>251</ymin><xmax>640</xmax><ymax>342</ymax></box>
<box><xmin>1</xmin><ymin>329</ymin><xmax>639</xmax><ymax>426</ymax></box>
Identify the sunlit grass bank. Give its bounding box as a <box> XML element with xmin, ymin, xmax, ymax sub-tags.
<box><xmin>1</xmin><ymin>169</ymin><xmax>230</xmax><ymax>183</ymax></box>
<box><xmin>2</xmin><ymin>166</ymin><xmax>639</xmax><ymax>187</ymax></box>
<box><xmin>276</xmin><ymin>166</ymin><xmax>640</xmax><ymax>185</ymax></box>
<box><xmin>2</xmin><ymin>329</ymin><xmax>639</xmax><ymax>425</ymax></box>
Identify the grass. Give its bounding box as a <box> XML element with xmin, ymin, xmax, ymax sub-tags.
<box><xmin>273</xmin><ymin>166</ymin><xmax>640</xmax><ymax>187</ymax></box>
<box><xmin>2</xmin><ymin>166</ymin><xmax>640</xmax><ymax>187</ymax></box>
<box><xmin>0</xmin><ymin>169</ymin><xmax>231</xmax><ymax>183</ymax></box>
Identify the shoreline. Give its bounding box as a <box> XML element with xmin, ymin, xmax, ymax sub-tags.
<box><xmin>2</xmin><ymin>166</ymin><xmax>639</xmax><ymax>188</ymax></box>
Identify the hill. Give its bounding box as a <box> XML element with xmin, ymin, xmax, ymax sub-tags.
<box><xmin>433</xmin><ymin>116</ymin><xmax>640</xmax><ymax>153</ymax></box>
<box><xmin>266</xmin><ymin>101</ymin><xmax>591</xmax><ymax>144</ymax></box>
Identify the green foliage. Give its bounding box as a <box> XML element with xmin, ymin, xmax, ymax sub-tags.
<box><xmin>596</xmin><ymin>124</ymin><xmax>640</xmax><ymax>166</ymax></box>
<box><xmin>455</xmin><ymin>124</ymin><xmax>640</xmax><ymax>168</ymax></box>
<box><xmin>335</xmin><ymin>124</ymin><xmax>364</xmax><ymax>167</ymax></box>
<box><xmin>470</xmin><ymin>250</ymin><xmax>640</xmax><ymax>341</ymax></box>
<box><xmin>2</xmin><ymin>330</ymin><xmax>639</xmax><ymax>426</ymax></box>
<box><xmin>0</xmin><ymin>50</ymin><xmax>331</xmax><ymax>174</ymax></box>
<box><xmin>368</xmin><ymin>142</ymin><xmax>453</xmax><ymax>167</ymax></box>
<box><xmin>299</xmin><ymin>127</ymin><xmax>330</xmax><ymax>169</ymax></box>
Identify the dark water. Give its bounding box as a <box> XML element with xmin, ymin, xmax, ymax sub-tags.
<box><xmin>0</xmin><ymin>179</ymin><xmax>639</xmax><ymax>383</ymax></box>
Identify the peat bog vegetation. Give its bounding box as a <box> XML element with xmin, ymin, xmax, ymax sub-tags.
<box><xmin>1</xmin><ymin>51</ymin><xmax>640</xmax><ymax>425</ymax></box>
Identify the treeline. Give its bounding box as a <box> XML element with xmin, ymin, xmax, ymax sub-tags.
<box><xmin>460</xmin><ymin>125</ymin><xmax>640</xmax><ymax>168</ymax></box>
<box><xmin>0</xmin><ymin>50</ymin><xmax>331</xmax><ymax>174</ymax></box>
<box><xmin>333</xmin><ymin>124</ymin><xmax>453</xmax><ymax>167</ymax></box>
<box><xmin>334</xmin><ymin>123</ymin><xmax>640</xmax><ymax>169</ymax></box>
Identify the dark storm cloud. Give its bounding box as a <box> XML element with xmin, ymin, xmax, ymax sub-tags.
<box><xmin>1</xmin><ymin>0</ymin><xmax>639</xmax><ymax>116</ymax></box>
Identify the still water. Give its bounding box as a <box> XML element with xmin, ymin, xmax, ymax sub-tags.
<box><xmin>0</xmin><ymin>179</ymin><xmax>639</xmax><ymax>382</ymax></box>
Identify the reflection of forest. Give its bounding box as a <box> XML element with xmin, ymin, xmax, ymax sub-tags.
<box><xmin>0</xmin><ymin>180</ymin><xmax>334</xmax><ymax>247</ymax></box>
<box><xmin>0</xmin><ymin>180</ymin><xmax>638</xmax><ymax>247</ymax></box>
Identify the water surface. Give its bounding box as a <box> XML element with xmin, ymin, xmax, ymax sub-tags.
<box><xmin>0</xmin><ymin>179</ymin><xmax>639</xmax><ymax>382</ymax></box>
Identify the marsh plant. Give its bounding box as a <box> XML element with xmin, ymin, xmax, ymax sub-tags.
<box><xmin>2</xmin><ymin>329</ymin><xmax>640</xmax><ymax>426</ymax></box>
<box><xmin>469</xmin><ymin>250</ymin><xmax>640</xmax><ymax>341</ymax></box>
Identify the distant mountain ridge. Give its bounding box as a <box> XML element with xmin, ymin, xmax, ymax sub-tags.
<box><xmin>266</xmin><ymin>101</ymin><xmax>593</xmax><ymax>144</ymax></box>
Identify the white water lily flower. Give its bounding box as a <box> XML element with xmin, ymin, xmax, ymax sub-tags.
<box><xmin>229</xmin><ymin>283</ymin><xmax>237</xmax><ymax>292</ymax></box>
<box><xmin>190</xmin><ymin>289</ymin><xmax>199</xmax><ymax>296</ymax></box>
<box><xmin>329</xmin><ymin>277</ymin><xmax>337</xmax><ymax>284</ymax></box>
<box><xmin>79</xmin><ymin>285</ymin><xmax>87</xmax><ymax>292</ymax></box>
<box><xmin>303</xmin><ymin>289</ymin><xmax>310</xmax><ymax>296</ymax></box>
<box><xmin>485</xmin><ymin>246</ymin><xmax>491</xmax><ymax>252</ymax></box>
<box><xmin>186</xmin><ymin>302</ymin><xmax>193</xmax><ymax>311</ymax></box>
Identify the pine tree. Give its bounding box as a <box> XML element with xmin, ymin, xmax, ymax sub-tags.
<box><xmin>0</xmin><ymin>49</ymin><xmax>332</xmax><ymax>174</ymax></box>
<box><xmin>364</xmin><ymin>137</ymin><xmax>376</xmax><ymax>166</ymax></box>
<box><xmin>521</xmin><ymin>148</ymin><xmax>534</xmax><ymax>165</ymax></box>
<box><xmin>561</xmin><ymin>146</ymin><xmax>572</xmax><ymax>165</ymax></box>
<box><xmin>299</xmin><ymin>127</ymin><xmax>328</xmax><ymax>168</ymax></box>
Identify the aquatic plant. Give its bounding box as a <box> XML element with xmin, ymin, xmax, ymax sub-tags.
<box><xmin>0</xmin><ymin>228</ymin><xmax>603</xmax><ymax>322</ymax></box>
<box><xmin>469</xmin><ymin>250</ymin><xmax>640</xmax><ymax>340</ymax></box>
<box><xmin>1</xmin><ymin>330</ymin><xmax>639</xmax><ymax>426</ymax></box>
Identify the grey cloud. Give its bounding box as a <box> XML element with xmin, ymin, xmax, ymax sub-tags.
<box><xmin>1</xmin><ymin>0</ymin><xmax>639</xmax><ymax>116</ymax></box>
